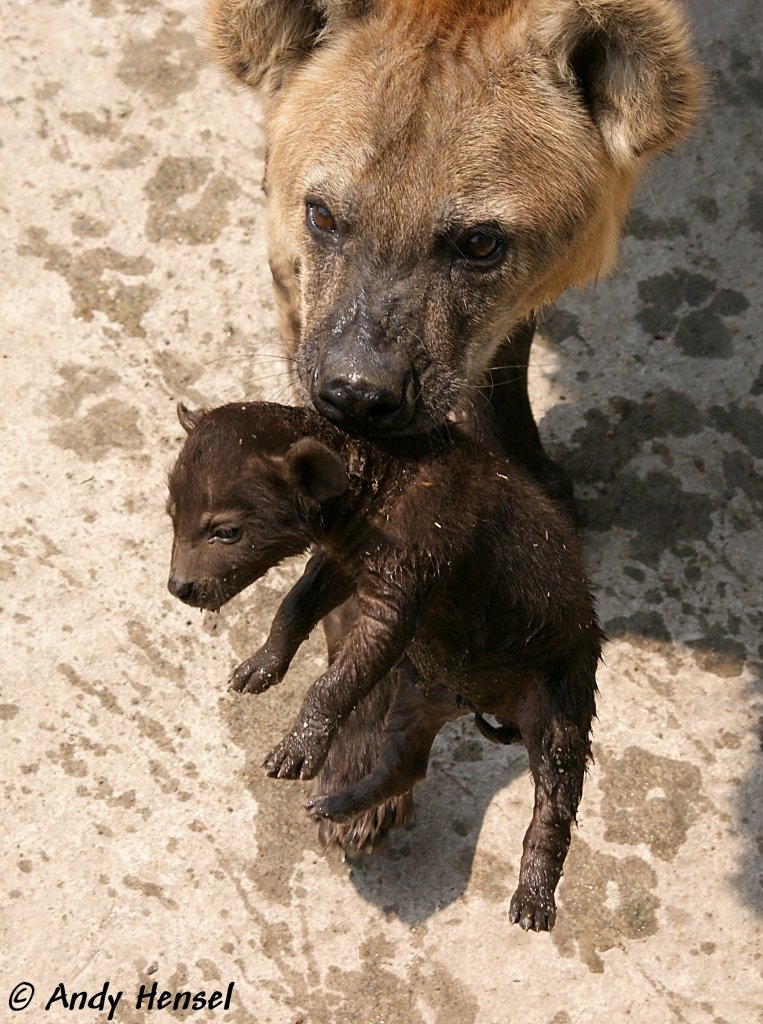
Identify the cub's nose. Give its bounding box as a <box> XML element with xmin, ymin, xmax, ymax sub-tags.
<box><xmin>168</xmin><ymin>574</ymin><xmax>193</xmax><ymax>602</ymax></box>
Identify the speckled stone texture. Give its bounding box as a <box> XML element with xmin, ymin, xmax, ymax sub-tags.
<box><xmin>1</xmin><ymin>1</ymin><xmax>761</xmax><ymax>1022</ymax></box>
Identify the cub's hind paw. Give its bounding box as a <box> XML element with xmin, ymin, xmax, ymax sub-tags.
<box><xmin>305</xmin><ymin>793</ymin><xmax>355</xmax><ymax>824</ymax></box>
<box><xmin>509</xmin><ymin>886</ymin><xmax>557</xmax><ymax>932</ymax></box>
<box><xmin>263</xmin><ymin>725</ymin><xmax>331</xmax><ymax>780</ymax></box>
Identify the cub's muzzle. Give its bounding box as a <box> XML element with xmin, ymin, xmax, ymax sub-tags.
<box><xmin>168</xmin><ymin>574</ymin><xmax>195</xmax><ymax>603</ymax></box>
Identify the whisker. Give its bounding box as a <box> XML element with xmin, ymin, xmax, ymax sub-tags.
<box><xmin>239</xmin><ymin>370</ymin><xmax>293</xmax><ymax>383</ymax></box>
<box><xmin>269</xmin><ymin>382</ymin><xmax>299</xmax><ymax>404</ymax></box>
<box><xmin>480</xmin><ymin>374</ymin><xmax>525</xmax><ymax>389</ymax></box>
<box><xmin>486</xmin><ymin>360</ymin><xmax>557</xmax><ymax>372</ymax></box>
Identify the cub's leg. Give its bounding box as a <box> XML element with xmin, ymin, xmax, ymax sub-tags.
<box><xmin>263</xmin><ymin>580</ymin><xmax>423</xmax><ymax>780</ymax></box>
<box><xmin>311</xmin><ymin>659</ymin><xmax>418</xmax><ymax>852</ymax></box>
<box><xmin>306</xmin><ymin>680</ymin><xmax>462</xmax><ymax>822</ymax></box>
<box><xmin>509</xmin><ymin>662</ymin><xmax>597</xmax><ymax>931</ymax></box>
<box><xmin>231</xmin><ymin>552</ymin><xmax>351</xmax><ymax>693</ymax></box>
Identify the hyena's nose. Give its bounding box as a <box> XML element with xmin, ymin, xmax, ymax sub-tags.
<box><xmin>168</xmin><ymin>574</ymin><xmax>194</xmax><ymax>602</ymax></box>
<box><xmin>313</xmin><ymin>372</ymin><xmax>415</xmax><ymax>431</ymax></box>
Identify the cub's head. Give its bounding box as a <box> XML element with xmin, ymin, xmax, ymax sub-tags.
<box><xmin>208</xmin><ymin>0</ymin><xmax>700</xmax><ymax>434</ymax></box>
<box><xmin>167</xmin><ymin>402</ymin><xmax>348</xmax><ymax>609</ymax></box>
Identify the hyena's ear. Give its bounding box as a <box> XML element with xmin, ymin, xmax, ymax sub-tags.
<box><xmin>537</xmin><ymin>0</ymin><xmax>701</xmax><ymax>166</ymax></box>
<box><xmin>176</xmin><ymin>403</ymin><xmax>204</xmax><ymax>434</ymax></box>
<box><xmin>282</xmin><ymin>438</ymin><xmax>349</xmax><ymax>504</ymax></box>
<box><xmin>205</xmin><ymin>0</ymin><xmax>364</xmax><ymax>96</ymax></box>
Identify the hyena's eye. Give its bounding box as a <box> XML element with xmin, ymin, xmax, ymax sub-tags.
<box><xmin>306</xmin><ymin>200</ymin><xmax>337</xmax><ymax>236</ymax></box>
<box><xmin>449</xmin><ymin>227</ymin><xmax>508</xmax><ymax>266</ymax></box>
<box><xmin>209</xmin><ymin>525</ymin><xmax>243</xmax><ymax>544</ymax></box>
<box><xmin>454</xmin><ymin>230</ymin><xmax>503</xmax><ymax>264</ymax></box>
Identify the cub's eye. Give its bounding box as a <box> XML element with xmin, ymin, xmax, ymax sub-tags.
<box><xmin>209</xmin><ymin>525</ymin><xmax>243</xmax><ymax>544</ymax></box>
<box><xmin>306</xmin><ymin>201</ymin><xmax>337</xmax><ymax>236</ymax></box>
<box><xmin>451</xmin><ymin>228</ymin><xmax>507</xmax><ymax>266</ymax></box>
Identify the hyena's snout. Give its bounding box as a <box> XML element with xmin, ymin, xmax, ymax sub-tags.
<box><xmin>309</xmin><ymin>296</ymin><xmax>417</xmax><ymax>432</ymax></box>
<box><xmin>311</xmin><ymin>339</ymin><xmax>415</xmax><ymax>431</ymax></box>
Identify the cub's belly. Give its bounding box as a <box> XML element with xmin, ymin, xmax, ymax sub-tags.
<box><xmin>406</xmin><ymin>637</ymin><xmax>534</xmax><ymax>720</ymax></box>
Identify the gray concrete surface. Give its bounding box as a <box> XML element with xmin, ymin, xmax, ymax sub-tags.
<box><xmin>1</xmin><ymin>1</ymin><xmax>761</xmax><ymax>1021</ymax></box>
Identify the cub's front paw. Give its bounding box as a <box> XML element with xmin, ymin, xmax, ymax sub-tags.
<box><xmin>509</xmin><ymin>885</ymin><xmax>556</xmax><ymax>932</ymax></box>
<box><xmin>230</xmin><ymin>648</ymin><xmax>286</xmax><ymax>694</ymax></box>
<box><xmin>263</xmin><ymin>722</ymin><xmax>332</xmax><ymax>780</ymax></box>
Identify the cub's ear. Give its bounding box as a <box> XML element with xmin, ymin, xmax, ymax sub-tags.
<box><xmin>537</xmin><ymin>0</ymin><xmax>701</xmax><ymax>165</ymax></box>
<box><xmin>177</xmin><ymin>402</ymin><xmax>204</xmax><ymax>434</ymax></box>
<box><xmin>205</xmin><ymin>0</ymin><xmax>365</xmax><ymax>96</ymax></box>
<box><xmin>282</xmin><ymin>438</ymin><xmax>349</xmax><ymax>504</ymax></box>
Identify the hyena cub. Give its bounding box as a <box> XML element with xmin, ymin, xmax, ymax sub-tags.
<box><xmin>167</xmin><ymin>401</ymin><xmax>602</xmax><ymax>930</ymax></box>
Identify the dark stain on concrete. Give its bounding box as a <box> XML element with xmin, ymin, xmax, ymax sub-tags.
<box><xmin>560</xmin><ymin>388</ymin><xmax>704</xmax><ymax>483</ymax></box>
<box><xmin>673</xmin><ymin>309</ymin><xmax>736</xmax><ymax>359</ymax></box>
<box><xmin>540</xmin><ymin>304</ymin><xmax>581</xmax><ymax>343</ymax></box>
<box><xmin>552</xmin><ymin>839</ymin><xmax>659</xmax><ymax>972</ymax></box>
<box><xmin>46</xmin><ymin>741</ymin><xmax>89</xmax><ymax>779</ymax></box>
<box><xmin>586</xmin><ymin>468</ymin><xmax>713</xmax><ymax>566</ymax></box>
<box><xmin>71</xmin><ymin>213</ymin><xmax>110</xmax><ymax>239</ymax></box>
<box><xmin>20</xmin><ymin>227</ymin><xmax>158</xmax><ymax>337</ymax></box>
<box><xmin>123</xmin><ymin>874</ymin><xmax>178</xmax><ymax>910</ymax></box>
<box><xmin>126</xmin><ymin>620</ymin><xmax>184</xmax><ymax>684</ymax></box>
<box><xmin>410</xmin><ymin>957</ymin><xmax>479</xmax><ymax>1024</ymax></box>
<box><xmin>714</xmin><ymin>47</ymin><xmax>763</xmax><ymax>110</ymax></box>
<box><xmin>627</xmin><ymin>207</ymin><xmax>689</xmax><ymax>240</ymax></box>
<box><xmin>687</xmin><ymin>630</ymin><xmax>747</xmax><ymax>679</ymax></box>
<box><xmin>261</xmin><ymin>933</ymin><xmax>477</xmax><ymax>1024</ymax></box>
<box><xmin>144</xmin><ymin>156</ymin><xmax>240</xmax><ymax>245</ymax></box>
<box><xmin>599</xmin><ymin>746</ymin><xmax>708</xmax><ymax>861</ymax></box>
<box><xmin>46</xmin><ymin>362</ymin><xmax>120</xmax><ymax>419</ymax></box>
<box><xmin>153</xmin><ymin>347</ymin><xmax>207</xmax><ymax>397</ymax></box>
<box><xmin>552</xmin><ymin>391</ymin><xmax>718</xmax><ymax>564</ymax></box>
<box><xmin>53</xmin><ymin>397</ymin><xmax>144</xmax><ymax>460</ymax></box>
<box><xmin>59</xmin><ymin>662</ymin><xmax>126</xmax><ymax>717</ymax></box>
<box><xmin>710</xmin><ymin>402</ymin><xmax>763</xmax><ymax>459</ymax></box>
<box><xmin>673</xmin><ymin>289</ymin><xmax>750</xmax><ymax>359</ymax></box>
<box><xmin>117</xmin><ymin>20</ymin><xmax>203</xmax><ymax>105</ymax></box>
<box><xmin>91</xmin><ymin>0</ymin><xmax>154</xmax><ymax>14</ymax></box>
<box><xmin>691</xmin><ymin>196</ymin><xmax>720</xmax><ymax>224</ymax></box>
<box><xmin>62</xmin><ymin>108</ymin><xmax>123</xmax><ymax>141</ymax></box>
<box><xmin>748</xmin><ymin>184</ymin><xmax>763</xmax><ymax>234</ymax></box>
<box><xmin>636</xmin><ymin>269</ymin><xmax>749</xmax><ymax>358</ymax></box>
<box><xmin>104</xmin><ymin>134</ymin><xmax>153</xmax><ymax>170</ymax></box>
<box><xmin>639</xmin><ymin>268</ymin><xmax>715</xmax><ymax>317</ymax></box>
<box><xmin>722</xmin><ymin>450</ymin><xmax>763</xmax><ymax>508</ymax></box>
<box><xmin>604</xmin><ymin>609</ymin><xmax>672</xmax><ymax>644</ymax></box>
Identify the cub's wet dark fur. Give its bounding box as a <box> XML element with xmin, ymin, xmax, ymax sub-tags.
<box><xmin>167</xmin><ymin>401</ymin><xmax>601</xmax><ymax>930</ymax></box>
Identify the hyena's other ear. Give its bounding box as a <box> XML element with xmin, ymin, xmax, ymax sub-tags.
<box><xmin>177</xmin><ymin>402</ymin><xmax>204</xmax><ymax>434</ymax></box>
<box><xmin>205</xmin><ymin>0</ymin><xmax>364</xmax><ymax>95</ymax></box>
<box><xmin>282</xmin><ymin>438</ymin><xmax>349</xmax><ymax>504</ymax></box>
<box><xmin>538</xmin><ymin>0</ymin><xmax>701</xmax><ymax>166</ymax></box>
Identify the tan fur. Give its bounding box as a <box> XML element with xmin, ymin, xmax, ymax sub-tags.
<box><xmin>207</xmin><ymin>0</ymin><xmax>699</xmax><ymax>395</ymax></box>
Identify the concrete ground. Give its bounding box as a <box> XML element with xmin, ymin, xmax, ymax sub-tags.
<box><xmin>2</xmin><ymin>1</ymin><xmax>761</xmax><ymax>1021</ymax></box>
